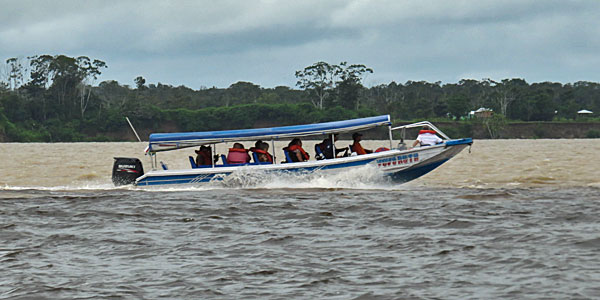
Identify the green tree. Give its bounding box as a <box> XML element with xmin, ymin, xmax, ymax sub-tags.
<box><xmin>77</xmin><ymin>56</ymin><xmax>107</xmax><ymax>118</ymax></box>
<box><xmin>446</xmin><ymin>94</ymin><xmax>470</xmax><ymax>120</ymax></box>
<box><xmin>134</xmin><ymin>76</ymin><xmax>146</xmax><ymax>89</ymax></box>
<box><xmin>5</xmin><ymin>57</ymin><xmax>26</xmax><ymax>91</ymax></box>
<box><xmin>227</xmin><ymin>81</ymin><xmax>261</xmax><ymax>106</ymax></box>
<box><xmin>24</xmin><ymin>55</ymin><xmax>53</xmax><ymax>120</ymax></box>
<box><xmin>295</xmin><ymin>61</ymin><xmax>341</xmax><ymax>109</ymax></box>
<box><xmin>334</xmin><ymin>62</ymin><xmax>373</xmax><ymax>110</ymax></box>
<box><xmin>486</xmin><ymin>78</ymin><xmax>527</xmax><ymax>118</ymax></box>
<box><xmin>483</xmin><ymin>113</ymin><xmax>507</xmax><ymax>139</ymax></box>
<box><xmin>28</xmin><ymin>55</ymin><xmax>53</xmax><ymax>88</ymax></box>
<box><xmin>528</xmin><ymin>89</ymin><xmax>556</xmax><ymax>121</ymax></box>
<box><xmin>31</xmin><ymin>55</ymin><xmax>107</xmax><ymax>119</ymax></box>
<box><xmin>403</xmin><ymin>81</ymin><xmax>443</xmax><ymax>119</ymax></box>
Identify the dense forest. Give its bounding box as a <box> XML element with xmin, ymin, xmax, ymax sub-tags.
<box><xmin>0</xmin><ymin>55</ymin><xmax>599</xmax><ymax>142</ymax></box>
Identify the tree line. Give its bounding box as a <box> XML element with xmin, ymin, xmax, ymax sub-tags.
<box><xmin>0</xmin><ymin>55</ymin><xmax>598</xmax><ymax>142</ymax></box>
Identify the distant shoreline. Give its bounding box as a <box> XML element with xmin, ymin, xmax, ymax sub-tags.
<box><xmin>2</xmin><ymin>121</ymin><xmax>599</xmax><ymax>142</ymax></box>
<box><xmin>435</xmin><ymin>121</ymin><xmax>600</xmax><ymax>139</ymax></box>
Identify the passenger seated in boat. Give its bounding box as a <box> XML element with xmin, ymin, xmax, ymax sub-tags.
<box><xmin>350</xmin><ymin>132</ymin><xmax>372</xmax><ymax>155</ymax></box>
<box><xmin>227</xmin><ymin>143</ymin><xmax>251</xmax><ymax>164</ymax></box>
<box><xmin>249</xmin><ymin>140</ymin><xmax>263</xmax><ymax>153</ymax></box>
<box><xmin>195</xmin><ymin>145</ymin><xmax>213</xmax><ymax>166</ymax></box>
<box><xmin>249</xmin><ymin>140</ymin><xmax>272</xmax><ymax>163</ymax></box>
<box><xmin>254</xmin><ymin>142</ymin><xmax>273</xmax><ymax>163</ymax></box>
<box><xmin>285</xmin><ymin>138</ymin><xmax>309</xmax><ymax>162</ymax></box>
<box><xmin>252</xmin><ymin>142</ymin><xmax>273</xmax><ymax>163</ymax></box>
<box><xmin>317</xmin><ymin>134</ymin><xmax>347</xmax><ymax>159</ymax></box>
<box><xmin>412</xmin><ymin>126</ymin><xmax>443</xmax><ymax>147</ymax></box>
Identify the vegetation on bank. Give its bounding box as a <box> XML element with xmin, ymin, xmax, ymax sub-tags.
<box><xmin>1</xmin><ymin>55</ymin><xmax>599</xmax><ymax>142</ymax></box>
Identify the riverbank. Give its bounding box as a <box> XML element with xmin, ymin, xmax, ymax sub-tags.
<box><xmin>2</xmin><ymin>120</ymin><xmax>599</xmax><ymax>142</ymax></box>
<box><xmin>84</xmin><ymin>120</ymin><xmax>600</xmax><ymax>141</ymax></box>
<box><xmin>435</xmin><ymin>121</ymin><xmax>600</xmax><ymax>139</ymax></box>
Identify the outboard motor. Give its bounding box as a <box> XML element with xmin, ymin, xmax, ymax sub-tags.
<box><xmin>112</xmin><ymin>157</ymin><xmax>144</xmax><ymax>186</ymax></box>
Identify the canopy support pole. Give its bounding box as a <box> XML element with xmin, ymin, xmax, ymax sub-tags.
<box><xmin>388</xmin><ymin>125</ymin><xmax>393</xmax><ymax>149</ymax></box>
<box><xmin>271</xmin><ymin>139</ymin><xmax>276</xmax><ymax>163</ymax></box>
<box><xmin>331</xmin><ymin>134</ymin><xmax>336</xmax><ymax>158</ymax></box>
<box><xmin>151</xmin><ymin>153</ymin><xmax>157</xmax><ymax>171</ymax></box>
<box><xmin>211</xmin><ymin>144</ymin><xmax>215</xmax><ymax>168</ymax></box>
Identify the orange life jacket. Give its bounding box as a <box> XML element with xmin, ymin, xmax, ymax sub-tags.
<box><xmin>351</xmin><ymin>142</ymin><xmax>368</xmax><ymax>155</ymax></box>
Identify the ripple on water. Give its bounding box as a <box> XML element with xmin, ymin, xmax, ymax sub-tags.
<box><xmin>0</xmin><ymin>186</ymin><xmax>599</xmax><ymax>298</ymax></box>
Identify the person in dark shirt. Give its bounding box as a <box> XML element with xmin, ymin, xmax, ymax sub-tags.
<box><xmin>195</xmin><ymin>145</ymin><xmax>213</xmax><ymax>166</ymax></box>
<box><xmin>317</xmin><ymin>134</ymin><xmax>347</xmax><ymax>159</ymax></box>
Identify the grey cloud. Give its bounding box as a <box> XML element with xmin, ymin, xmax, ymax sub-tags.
<box><xmin>1</xmin><ymin>0</ymin><xmax>599</xmax><ymax>87</ymax></box>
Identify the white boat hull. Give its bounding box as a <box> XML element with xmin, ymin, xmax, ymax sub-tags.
<box><xmin>134</xmin><ymin>139</ymin><xmax>472</xmax><ymax>186</ymax></box>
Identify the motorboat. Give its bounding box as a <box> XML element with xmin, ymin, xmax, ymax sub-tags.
<box><xmin>112</xmin><ymin>115</ymin><xmax>472</xmax><ymax>187</ymax></box>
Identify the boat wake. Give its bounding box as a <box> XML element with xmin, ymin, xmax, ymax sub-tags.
<box><xmin>220</xmin><ymin>164</ymin><xmax>393</xmax><ymax>190</ymax></box>
<box><xmin>1</xmin><ymin>165</ymin><xmax>407</xmax><ymax>192</ymax></box>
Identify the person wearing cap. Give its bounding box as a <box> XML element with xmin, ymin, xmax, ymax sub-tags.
<box><xmin>412</xmin><ymin>126</ymin><xmax>443</xmax><ymax>147</ymax></box>
<box><xmin>350</xmin><ymin>132</ymin><xmax>373</xmax><ymax>155</ymax></box>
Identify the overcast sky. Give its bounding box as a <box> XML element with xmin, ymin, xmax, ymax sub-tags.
<box><xmin>1</xmin><ymin>0</ymin><xmax>599</xmax><ymax>89</ymax></box>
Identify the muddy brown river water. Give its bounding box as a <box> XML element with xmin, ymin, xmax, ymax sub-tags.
<box><xmin>1</xmin><ymin>139</ymin><xmax>599</xmax><ymax>299</ymax></box>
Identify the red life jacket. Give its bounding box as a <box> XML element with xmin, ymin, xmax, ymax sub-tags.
<box><xmin>287</xmin><ymin>145</ymin><xmax>309</xmax><ymax>161</ymax></box>
<box><xmin>253</xmin><ymin>149</ymin><xmax>273</xmax><ymax>163</ymax></box>
<box><xmin>419</xmin><ymin>130</ymin><xmax>437</xmax><ymax>135</ymax></box>
<box><xmin>227</xmin><ymin>148</ymin><xmax>250</xmax><ymax>164</ymax></box>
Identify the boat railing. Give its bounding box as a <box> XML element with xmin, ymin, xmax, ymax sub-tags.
<box><xmin>390</xmin><ymin>121</ymin><xmax>450</xmax><ymax>141</ymax></box>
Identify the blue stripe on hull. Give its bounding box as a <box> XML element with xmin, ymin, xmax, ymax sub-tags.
<box><xmin>288</xmin><ymin>157</ymin><xmax>377</xmax><ymax>173</ymax></box>
<box><xmin>136</xmin><ymin>157</ymin><xmax>378</xmax><ymax>186</ymax></box>
<box><xmin>137</xmin><ymin>172</ymin><xmax>228</xmax><ymax>186</ymax></box>
<box><xmin>388</xmin><ymin>159</ymin><xmax>449</xmax><ymax>183</ymax></box>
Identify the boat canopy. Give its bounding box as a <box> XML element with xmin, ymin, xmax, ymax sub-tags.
<box><xmin>148</xmin><ymin>115</ymin><xmax>391</xmax><ymax>152</ymax></box>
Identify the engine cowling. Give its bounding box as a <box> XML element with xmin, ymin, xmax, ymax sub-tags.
<box><xmin>112</xmin><ymin>157</ymin><xmax>144</xmax><ymax>186</ymax></box>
